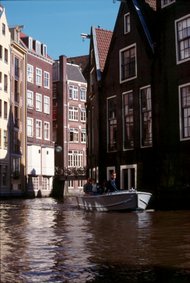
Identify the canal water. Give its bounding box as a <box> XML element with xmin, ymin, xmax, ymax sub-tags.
<box><xmin>0</xmin><ymin>198</ymin><xmax>190</xmax><ymax>283</ymax></box>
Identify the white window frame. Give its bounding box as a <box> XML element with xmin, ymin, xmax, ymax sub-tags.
<box><xmin>36</xmin><ymin>67</ymin><xmax>42</xmax><ymax>86</ymax></box>
<box><xmin>44</xmin><ymin>121</ymin><xmax>50</xmax><ymax>140</ymax></box>
<box><xmin>44</xmin><ymin>95</ymin><xmax>50</xmax><ymax>114</ymax></box>
<box><xmin>124</xmin><ymin>13</ymin><xmax>130</xmax><ymax>34</ymax></box>
<box><xmin>119</xmin><ymin>43</ymin><xmax>137</xmax><ymax>83</ymax></box>
<box><xmin>27</xmin><ymin>117</ymin><xmax>33</xmax><ymax>137</ymax></box>
<box><xmin>68</xmin><ymin>150</ymin><xmax>83</xmax><ymax>167</ymax></box>
<box><xmin>69</xmin><ymin>85</ymin><xmax>78</xmax><ymax>100</ymax></box>
<box><xmin>81</xmin><ymin>128</ymin><xmax>86</xmax><ymax>143</ymax></box>
<box><xmin>175</xmin><ymin>15</ymin><xmax>190</xmax><ymax>64</ymax></box>
<box><xmin>27</xmin><ymin>90</ymin><xmax>34</xmax><ymax>109</ymax></box>
<box><xmin>69</xmin><ymin>128</ymin><xmax>79</xmax><ymax>143</ymax></box>
<box><xmin>80</xmin><ymin>87</ymin><xmax>86</xmax><ymax>101</ymax></box>
<box><xmin>120</xmin><ymin>164</ymin><xmax>137</xmax><ymax>190</ymax></box>
<box><xmin>68</xmin><ymin>106</ymin><xmax>78</xmax><ymax>121</ymax></box>
<box><xmin>44</xmin><ymin>71</ymin><xmax>50</xmax><ymax>89</ymax></box>
<box><xmin>27</xmin><ymin>64</ymin><xmax>33</xmax><ymax>83</ymax></box>
<box><xmin>80</xmin><ymin>108</ymin><xmax>86</xmax><ymax>122</ymax></box>
<box><xmin>179</xmin><ymin>83</ymin><xmax>190</xmax><ymax>141</ymax></box>
<box><xmin>36</xmin><ymin>119</ymin><xmax>42</xmax><ymax>139</ymax></box>
<box><xmin>36</xmin><ymin>93</ymin><xmax>42</xmax><ymax>112</ymax></box>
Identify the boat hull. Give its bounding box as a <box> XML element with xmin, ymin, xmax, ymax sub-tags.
<box><xmin>76</xmin><ymin>190</ymin><xmax>152</xmax><ymax>212</ymax></box>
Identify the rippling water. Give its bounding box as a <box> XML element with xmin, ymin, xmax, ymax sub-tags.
<box><xmin>0</xmin><ymin>198</ymin><xmax>190</xmax><ymax>283</ymax></box>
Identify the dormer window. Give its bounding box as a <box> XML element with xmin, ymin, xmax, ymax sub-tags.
<box><xmin>36</xmin><ymin>40</ymin><xmax>41</xmax><ymax>55</ymax></box>
<box><xmin>29</xmin><ymin>37</ymin><xmax>33</xmax><ymax>50</ymax></box>
<box><xmin>42</xmin><ymin>44</ymin><xmax>47</xmax><ymax>57</ymax></box>
<box><xmin>161</xmin><ymin>0</ymin><xmax>175</xmax><ymax>8</ymax></box>
<box><xmin>124</xmin><ymin>13</ymin><xmax>130</xmax><ymax>34</ymax></box>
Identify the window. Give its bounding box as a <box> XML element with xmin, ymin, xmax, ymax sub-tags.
<box><xmin>44</xmin><ymin>122</ymin><xmax>50</xmax><ymax>140</ymax></box>
<box><xmin>179</xmin><ymin>84</ymin><xmax>190</xmax><ymax>140</ymax></box>
<box><xmin>36</xmin><ymin>119</ymin><xmax>42</xmax><ymax>139</ymax></box>
<box><xmin>27</xmin><ymin>64</ymin><xmax>33</xmax><ymax>83</ymax></box>
<box><xmin>80</xmin><ymin>88</ymin><xmax>86</xmax><ymax>101</ymax></box>
<box><xmin>0</xmin><ymin>129</ymin><xmax>1</xmax><ymax>148</ymax></box>
<box><xmin>3</xmin><ymin>130</ymin><xmax>8</xmax><ymax>149</ymax></box>
<box><xmin>69</xmin><ymin>85</ymin><xmax>78</xmax><ymax>100</ymax></box>
<box><xmin>15</xmin><ymin>57</ymin><xmax>19</xmax><ymax>78</ymax></box>
<box><xmin>120</xmin><ymin>44</ymin><xmax>137</xmax><ymax>82</ymax></box>
<box><xmin>36</xmin><ymin>41</ymin><xmax>41</xmax><ymax>55</ymax></box>
<box><xmin>0</xmin><ymin>99</ymin><xmax>2</xmax><ymax>117</ymax></box>
<box><xmin>140</xmin><ymin>86</ymin><xmax>152</xmax><ymax>147</ymax></box>
<box><xmin>107</xmin><ymin>97</ymin><xmax>117</xmax><ymax>151</ymax></box>
<box><xmin>36</xmin><ymin>93</ymin><xmax>42</xmax><ymax>112</ymax></box>
<box><xmin>43</xmin><ymin>44</ymin><xmax>47</xmax><ymax>57</ymax></box>
<box><xmin>161</xmin><ymin>0</ymin><xmax>175</xmax><ymax>8</ymax></box>
<box><xmin>44</xmin><ymin>71</ymin><xmax>50</xmax><ymax>88</ymax></box>
<box><xmin>81</xmin><ymin>129</ymin><xmax>86</xmax><ymax>143</ymax></box>
<box><xmin>123</xmin><ymin>91</ymin><xmax>134</xmax><ymax>149</ymax></box>
<box><xmin>124</xmin><ymin>13</ymin><xmax>130</xmax><ymax>34</ymax></box>
<box><xmin>69</xmin><ymin>128</ymin><xmax>79</xmax><ymax>142</ymax></box>
<box><xmin>4</xmin><ymin>101</ymin><xmax>7</xmax><ymax>119</ymax></box>
<box><xmin>0</xmin><ymin>45</ymin><xmax>2</xmax><ymax>59</ymax></box>
<box><xmin>36</xmin><ymin>68</ymin><xmax>42</xmax><ymax>86</ymax></box>
<box><xmin>176</xmin><ymin>16</ymin><xmax>190</xmax><ymax>64</ymax></box>
<box><xmin>120</xmin><ymin>164</ymin><xmax>137</xmax><ymax>190</ymax></box>
<box><xmin>68</xmin><ymin>106</ymin><xmax>78</xmax><ymax>121</ymax></box>
<box><xmin>2</xmin><ymin>23</ymin><xmax>5</xmax><ymax>35</ymax></box>
<box><xmin>27</xmin><ymin>117</ymin><xmax>33</xmax><ymax>137</ymax></box>
<box><xmin>80</xmin><ymin>108</ymin><xmax>86</xmax><ymax>122</ymax></box>
<box><xmin>4</xmin><ymin>48</ymin><xmax>8</xmax><ymax>63</ymax></box>
<box><xmin>4</xmin><ymin>74</ymin><xmax>8</xmax><ymax>92</ymax></box>
<box><xmin>29</xmin><ymin>37</ymin><xmax>33</xmax><ymax>50</ymax></box>
<box><xmin>27</xmin><ymin>90</ymin><xmax>34</xmax><ymax>108</ymax></box>
<box><xmin>68</xmin><ymin>150</ymin><xmax>83</xmax><ymax>167</ymax></box>
<box><xmin>44</xmin><ymin>96</ymin><xmax>50</xmax><ymax>114</ymax></box>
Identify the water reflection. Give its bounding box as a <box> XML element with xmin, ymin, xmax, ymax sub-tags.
<box><xmin>1</xmin><ymin>198</ymin><xmax>190</xmax><ymax>282</ymax></box>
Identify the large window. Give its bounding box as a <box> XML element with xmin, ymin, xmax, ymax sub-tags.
<box><xmin>27</xmin><ymin>90</ymin><xmax>34</xmax><ymax>108</ymax></box>
<box><xmin>140</xmin><ymin>86</ymin><xmax>152</xmax><ymax>147</ymax></box>
<box><xmin>179</xmin><ymin>84</ymin><xmax>190</xmax><ymax>140</ymax></box>
<box><xmin>68</xmin><ymin>150</ymin><xmax>83</xmax><ymax>167</ymax></box>
<box><xmin>176</xmin><ymin>16</ymin><xmax>190</xmax><ymax>64</ymax></box>
<box><xmin>36</xmin><ymin>93</ymin><xmax>42</xmax><ymax>112</ymax></box>
<box><xmin>123</xmin><ymin>91</ymin><xmax>134</xmax><ymax>149</ymax></box>
<box><xmin>80</xmin><ymin>88</ymin><xmax>86</xmax><ymax>101</ymax></box>
<box><xmin>3</xmin><ymin>130</ymin><xmax>8</xmax><ymax>149</ymax></box>
<box><xmin>4</xmin><ymin>74</ymin><xmax>7</xmax><ymax>92</ymax></box>
<box><xmin>68</xmin><ymin>106</ymin><xmax>78</xmax><ymax>121</ymax></box>
<box><xmin>107</xmin><ymin>97</ymin><xmax>117</xmax><ymax>151</ymax></box>
<box><xmin>80</xmin><ymin>108</ymin><xmax>86</xmax><ymax>122</ymax></box>
<box><xmin>69</xmin><ymin>128</ymin><xmax>79</xmax><ymax>142</ymax></box>
<box><xmin>120</xmin><ymin>44</ymin><xmax>137</xmax><ymax>82</ymax></box>
<box><xmin>27</xmin><ymin>64</ymin><xmax>33</xmax><ymax>83</ymax></box>
<box><xmin>36</xmin><ymin>68</ymin><xmax>42</xmax><ymax>86</ymax></box>
<box><xmin>44</xmin><ymin>122</ymin><xmax>50</xmax><ymax>140</ymax></box>
<box><xmin>44</xmin><ymin>96</ymin><xmax>50</xmax><ymax>114</ymax></box>
<box><xmin>4</xmin><ymin>101</ymin><xmax>7</xmax><ymax>119</ymax></box>
<box><xmin>81</xmin><ymin>128</ymin><xmax>86</xmax><ymax>143</ymax></box>
<box><xmin>27</xmin><ymin>117</ymin><xmax>33</xmax><ymax>137</ymax></box>
<box><xmin>36</xmin><ymin>119</ymin><xmax>42</xmax><ymax>139</ymax></box>
<box><xmin>44</xmin><ymin>71</ymin><xmax>50</xmax><ymax>88</ymax></box>
<box><xmin>69</xmin><ymin>85</ymin><xmax>78</xmax><ymax>100</ymax></box>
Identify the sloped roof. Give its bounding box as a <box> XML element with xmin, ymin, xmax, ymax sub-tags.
<box><xmin>93</xmin><ymin>27</ymin><xmax>113</xmax><ymax>72</ymax></box>
<box><xmin>67</xmin><ymin>63</ymin><xmax>86</xmax><ymax>83</ymax></box>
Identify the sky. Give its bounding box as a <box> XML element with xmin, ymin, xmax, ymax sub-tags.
<box><xmin>2</xmin><ymin>0</ymin><xmax>120</xmax><ymax>60</ymax></box>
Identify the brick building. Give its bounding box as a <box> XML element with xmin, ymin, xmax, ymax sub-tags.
<box><xmin>53</xmin><ymin>56</ymin><xmax>87</xmax><ymax>195</ymax></box>
<box><xmin>86</xmin><ymin>0</ymin><xmax>190</xmax><ymax>208</ymax></box>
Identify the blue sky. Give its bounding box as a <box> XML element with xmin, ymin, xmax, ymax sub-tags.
<box><xmin>2</xmin><ymin>0</ymin><xmax>120</xmax><ymax>59</ymax></box>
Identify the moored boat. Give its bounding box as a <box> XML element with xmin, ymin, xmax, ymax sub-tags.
<box><xmin>76</xmin><ymin>190</ymin><xmax>152</xmax><ymax>212</ymax></box>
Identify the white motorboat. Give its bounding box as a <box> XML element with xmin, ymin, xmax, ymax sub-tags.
<box><xmin>76</xmin><ymin>190</ymin><xmax>152</xmax><ymax>212</ymax></box>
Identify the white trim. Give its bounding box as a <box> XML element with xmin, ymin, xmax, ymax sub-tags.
<box><xmin>119</xmin><ymin>43</ymin><xmax>137</xmax><ymax>84</ymax></box>
<box><xmin>120</xmin><ymin>164</ymin><xmax>137</xmax><ymax>190</ymax></box>
<box><xmin>178</xmin><ymin>82</ymin><xmax>190</xmax><ymax>141</ymax></box>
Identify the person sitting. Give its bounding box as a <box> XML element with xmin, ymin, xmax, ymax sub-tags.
<box><xmin>83</xmin><ymin>178</ymin><xmax>93</xmax><ymax>194</ymax></box>
<box><xmin>105</xmin><ymin>171</ymin><xmax>119</xmax><ymax>193</ymax></box>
